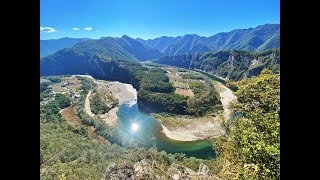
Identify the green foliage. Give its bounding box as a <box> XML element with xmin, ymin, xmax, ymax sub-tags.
<box><xmin>180</xmin><ymin>73</ymin><xmax>204</xmax><ymax>80</ymax></box>
<box><xmin>90</xmin><ymin>93</ymin><xmax>109</xmax><ymax>115</ymax></box>
<box><xmin>194</xmin><ymin>69</ymin><xmax>226</xmax><ymax>84</ymax></box>
<box><xmin>54</xmin><ymin>93</ymin><xmax>71</xmax><ymax>109</ymax></box>
<box><xmin>41</xmin><ymin>101</ymin><xmax>63</xmax><ymax>122</ymax></box>
<box><xmin>40</xmin><ymin>81</ymin><xmax>51</xmax><ymax>93</ymax></box>
<box><xmin>40</xmin><ymin>120</ymin><xmax>149</xmax><ymax>179</ymax></box>
<box><xmin>140</xmin><ymin>68</ymin><xmax>174</xmax><ymax>93</ymax></box>
<box><xmin>225</xmin><ymin>80</ymin><xmax>239</xmax><ymax>92</ymax></box>
<box><xmin>41</xmin><ymin>48</ymin><xmax>221</xmax><ymax>116</ymax></box>
<box><xmin>215</xmin><ymin>69</ymin><xmax>280</xmax><ymax>179</ymax></box>
<box><xmin>136</xmin><ymin>67</ymin><xmax>191</xmax><ymax>114</ymax></box>
<box><xmin>46</xmin><ymin>76</ymin><xmax>63</xmax><ymax>83</ymax></box>
<box><xmin>187</xmin><ymin>80</ymin><xmax>221</xmax><ymax>115</ymax></box>
<box><xmin>138</xmin><ymin>89</ymin><xmax>188</xmax><ymax>114</ymax></box>
<box><xmin>41</xmin><ymin>94</ymin><xmax>71</xmax><ymax>122</ymax></box>
<box><xmin>40</xmin><ymin>75</ymin><xmax>224</xmax><ymax>179</ymax></box>
<box><xmin>76</xmin><ymin>76</ymin><xmax>94</xmax><ymax>94</ymax></box>
<box><xmin>40</xmin><ymin>81</ymin><xmax>52</xmax><ymax>101</ymax></box>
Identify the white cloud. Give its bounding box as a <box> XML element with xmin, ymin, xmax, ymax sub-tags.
<box><xmin>84</xmin><ymin>27</ymin><xmax>93</xmax><ymax>31</ymax></box>
<box><xmin>40</xmin><ymin>26</ymin><xmax>56</xmax><ymax>33</ymax></box>
<box><xmin>73</xmin><ymin>28</ymin><xmax>80</xmax><ymax>31</ymax></box>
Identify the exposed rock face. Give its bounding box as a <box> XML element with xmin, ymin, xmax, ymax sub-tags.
<box><xmin>167</xmin><ymin>163</ymin><xmax>218</xmax><ymax>180</ymax></box>
<box><xmin>105</xmin><ymin>160</ymin><xmax>220</xmax><ymax>180</ymax></box>
<box><xmin>105</xmin><ymin>163</ymin><xmax>136</xmax><ymax>180</ymax></box>
<box><xmin>167</xmin><ymin>164</ymin><xmax>194</xmax><ymax>180</ymax></box>
<box><xmin>154</xmin><ymin>49</ymin><xmax>280</xmax><ymax>81</ymax></box>
<box><xmin>133</xmin><ymin>159</ymin><xmax>157</xmax><ymax>179</ymax></box>
<box><xmin>198</xmin><ymin>163</ymin><xmax>210</xmax><ymax>175</ymax></box>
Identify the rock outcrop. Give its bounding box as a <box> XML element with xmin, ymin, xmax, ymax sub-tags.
<box><xmin>105</xmin><ymin>160</ymin><xmax>220</xmax><ymax>180</ymax></box>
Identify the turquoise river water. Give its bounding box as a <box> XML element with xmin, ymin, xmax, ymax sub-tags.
<box><xmin>114</xmin><ymin>99</ymin><xmax>216</xmax><ymax>159</ymax></box>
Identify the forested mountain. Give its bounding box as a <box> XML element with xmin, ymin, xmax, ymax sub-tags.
<box><xmin>40</xmin><ymin>24</ymin><xmax>279</xmax><ymax>61</ymax></box>
<box><xmin>153</xmin><ymin>49</ymin><xmax>280</xmax><ymax>80</ymax></box>
<box><xmin>136</xmin><ymin>24</ymin><xmax>280</xmax><ymax>56</ymax></box>
<box><xmin>40</xmin><ymin>35</ymin><xmax>164</xmax><ymax>61</ymax></box>
<box><xmin>40</xmin><ymin>37</ymin><xmax>90</xmax><ymax>57</ymax></box>
<box><xmin>136</xmin><ymin>34</ymin><xmax>210</xmax><ymax>56</ymax></box>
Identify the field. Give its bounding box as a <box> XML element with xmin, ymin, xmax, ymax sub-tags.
<box><xmin>175</xmin><ymin>88</ymin><xmax>194</xmax><ymax>97</ymax></box>
<box><xmin>60</xmin><ymin>105</ymin><xmax>81</xmax><ymax>127</ymax></box>
<box><xmin>50</xmin><ymin>76</ymin><xmax>82</xmax><ymax>94</ymax></box>
<box><xmin>164</xmin><ymin>67</ymin><xmax>195</xmax><ymax>97</ymax></box>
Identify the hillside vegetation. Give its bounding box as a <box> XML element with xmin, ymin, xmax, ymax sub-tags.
<box><xmin>41</xmin><ymin>54</ymin><xmax>222</xmax><ymax>116</ymax></box>
<box><xmin>154</xmin><ymin>49</ymin><xmax>280</xmax><ymax>80</ymax></box>
<box><xmin>40</xmin><ymin>76</ymin><xmax>220</xmax><ymax>179</ymax></box>
<box><xmin>214</xmin><ymin>69</ymin><xmax>280</xmax><ymax>179</ymax></box>
<box><xmin>40</xmin><ymin>69</ymin><xmax>279</xmax><ymax>179</ymax></box>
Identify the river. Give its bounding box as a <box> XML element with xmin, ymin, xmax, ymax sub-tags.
<box><xmin>114</xmin><ymin>99</ymin><xmax>216</xmax><ymax>159</ymax></box>
<box><xmin>77</xmin><ymin>74</ymin><xmax>216</xmax><ymax>159</ymax></box>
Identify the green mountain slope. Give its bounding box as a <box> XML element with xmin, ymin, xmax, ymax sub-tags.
<box><xmin>71</xmin><ymin>35</ymin><xmax>164</xmax><ymax>61</ymax></box>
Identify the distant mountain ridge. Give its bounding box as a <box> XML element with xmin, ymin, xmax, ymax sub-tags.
<box><xmin>71</xmin><ymin>35</ymin><xmax>164</xmax><ymax>61</ymax></box>
<box><xmin>40</xmin><ymin>38</ymin><xmax>90</xmax><ymax>57</ymax></box>
<box><xmin>40</xmin><ymin>35</ymin><xmax>165</xmax><ymax>76</ymax></box>
<box><xmin>136</xmin><ymin>24</ymin><xmax>280</xmax><ymax>56</ymax></box>
<box><xmin>40</xmin><ymin>35</ymin><xmax>164</xmax><ymax>61</ymax></box>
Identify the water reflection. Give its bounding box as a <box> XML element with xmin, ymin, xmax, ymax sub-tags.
<box><xmin>131</xmin><ymin>122</ymin><xmax>139</xmax><ymax>132</ymax></box>
<box><xmin>115</xmin><ymin>99</ymin><xmax>216</xmax><ymax>159</ymax></box>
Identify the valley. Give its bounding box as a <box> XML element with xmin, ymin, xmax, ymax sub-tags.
<box><xmin>40</xmin><ymin>24</ymin><xmax>280</xmax><ymax>180</ymax></box>
<box><xmin>76</xmin><ymin>67</ymin><xmax>236</xmax><ymax>143</ymax></box>
<box><xmin>41</xmin><ymin>64</ymin><xmax>231</xmax><ymax>155</ymax></box>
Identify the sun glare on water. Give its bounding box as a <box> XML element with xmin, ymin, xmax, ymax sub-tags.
<box><xmin>131</xmin><ymin>122</ymin><xmax>139</xmax><ymax>132</ymax></box>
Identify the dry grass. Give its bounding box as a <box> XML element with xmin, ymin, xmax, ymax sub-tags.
<box><xmin>65</xmin><ymin>77</ymin><xmax>82</xmax><ymax>91</ymax></box>
<box><xmin>50</xmin><ymin>83</ymin><xmax>64</xmax><ymax>92</ymax></box>
<box><xmin>61</xmin><ymin>105</ymin><xmax>108</xmax><ymax>145</ymax></box>
<box><xmin>175</xmin><ymin>88</ymin><xmax>194</xmax><ymax>97</ymax></box>
<box><xmin>60</xmin><ymin>105</ymin><xmax>81</xmax><ymax>127</ymax></box>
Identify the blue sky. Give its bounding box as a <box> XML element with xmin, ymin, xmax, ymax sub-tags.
<box><xmin>40</xmin><ymin>0</ymin><xmax>280</xmax><ymax>40</ymax></box>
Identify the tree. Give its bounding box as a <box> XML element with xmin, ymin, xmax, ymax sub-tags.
<box><xmin>216</xmin><ymin>69</ymin><xmax>280</xmax><ymax>179</ymax></box>
<box><xmin>54</xmin><ymin>93</ymin><xmax>71</xmax><ymax>109</ymax></box>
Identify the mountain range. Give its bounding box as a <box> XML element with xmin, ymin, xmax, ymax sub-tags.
<box><xmin>40</xmin><ymin>24</ymin><xmax>279</xmax><ymax>59</ymax></box>
<box><xmin>40</xmin><ymin>24</ymin><xmax>280</xmax><ymax>80</ymax></box>
<box><xmin>136</xmin><ymin>24</ymin><xmax>280</xmax><ymax>56</ymax></box>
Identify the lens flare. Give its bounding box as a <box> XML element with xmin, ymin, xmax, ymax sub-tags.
<box><xmin>131</xmin><ymin>122</ymin><xmax>139</xmax><ymax>132</ymax></box>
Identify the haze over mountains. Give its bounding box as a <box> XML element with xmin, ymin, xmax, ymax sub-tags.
<box><xmin>40</xmin><ymin>37</ymin><xmax>90</xmax><ymax>57</ymax></box>
<box><xmin>40</xmin><ymin>24</ymin><xmax>280</xmax><ymax>59</ymax></box>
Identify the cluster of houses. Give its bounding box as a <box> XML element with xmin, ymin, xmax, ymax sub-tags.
<box><xmin>68</xmin><ymin>89</ymin><xmax>80</xmax><ymax>99</ymax></box>
<box><xmin>51</xmin><ymin>80</ymin><xmax>81</xmax><ymax>99</ymax></box>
